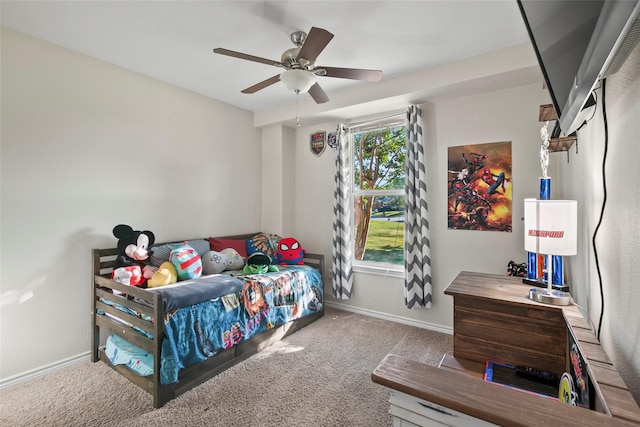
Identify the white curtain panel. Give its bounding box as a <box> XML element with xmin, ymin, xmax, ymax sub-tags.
<box><xmin>331</xmin><ymin>123</ymin><xmax>354</xmax><ymax>299</ymax></box>
<box><xmin>404</xmin><ymin>105</ymin><xmax>432</xmax><ymax>308</ymax></box>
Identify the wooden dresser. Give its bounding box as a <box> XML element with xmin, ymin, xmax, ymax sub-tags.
<box><xmin>372</xmin><ymin>271</ymin><xmax>640</xmax><ymax>426</ymax></box>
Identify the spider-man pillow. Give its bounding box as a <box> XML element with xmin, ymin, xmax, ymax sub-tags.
<box><xmin>277</xmin><ymin>237</ymin><xmax>305</xmax><ymax>265</ymax></box>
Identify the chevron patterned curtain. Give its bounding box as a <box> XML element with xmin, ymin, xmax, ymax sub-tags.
<box><xmin>331</xmin><ymin>123</ymin><xmax>354</xmax><ymax>299</ymax></box>
<box><xmin>404</xmin><ymin>105</ymin><xmax>432</xmax><ymax>308</ymax></box>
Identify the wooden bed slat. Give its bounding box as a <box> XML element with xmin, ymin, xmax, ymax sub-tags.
<box><xmin>95</xmin><ymin>275</ymin><xmax>154</xmax><ymax>302</ymax></box>
<box><xmin>98</xmin><ymin>349</ymin><xmax>155</xmax><ymax>394</ymax></box>
<box><xmin>99</xmin><ymin>260</ymin><xmax>117</xmax><ymax>272</ymax></box>
<box><xmin>95</xmin><ymin>315</ymin><xmax>155</xmax><ymax>354</ymax></box>
<box><xmin>303</xmin><ymin>253</ymin><xmax>324</xmax><ymax>276</ymax></box>
<box><xmin>95</xmin><ymin>287</ymin><xmax>155</xmax><ymax>319</ymax></box>
<box><xmin>95</xmin><ymin>300</ymin><xmax>155</xmax><ymax>335</ymax></box>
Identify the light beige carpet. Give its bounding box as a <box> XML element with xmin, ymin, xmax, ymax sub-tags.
<box><xmin>0</xmin><ymin>307</ymin><xmax>452</xmax><ymax>426</ymax></box>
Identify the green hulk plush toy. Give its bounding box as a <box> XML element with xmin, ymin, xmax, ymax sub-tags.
<box><xmin>242</xmin><ymin>253</ymin><xmax>279</xmax><ymax>275</ymax></box>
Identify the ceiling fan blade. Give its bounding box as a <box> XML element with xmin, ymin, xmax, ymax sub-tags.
<box><xmin>213</xmin><ymin>48</ymin><xmax>283</xmax><ymax>68</ymax></box>
<box><xmin>320</xmin><ymin>66</ymin><xmax>383</xmax><ymax>82</ymax></box>
<box><xmin>241</xmin><ymin>74</ymin><xmax>281</xmax><ymax>94</ymax></box>
<box><xmin>308</xmin><ymin>82</ymin><xmax>330</xmax><ymax>104</ymax></box>
<box><xmin>296</xmin><ymin>27</ymin><xmax>334</xmax><ymax>63</ymax></box>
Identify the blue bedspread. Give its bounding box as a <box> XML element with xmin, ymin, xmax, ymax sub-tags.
<box><xmin>146</xmin><ymin>274</ymin><xmax>245</xmax><ymax>312</ymax></box>
<box><xmin>140</xmin><ymin>265</ymin><xmax>324</xmax><ymax>384</ymax></box>
<box><xmin>159</xmin><ymin>265</ymin><xmax>323</xmax><ymax>383</ymax></box>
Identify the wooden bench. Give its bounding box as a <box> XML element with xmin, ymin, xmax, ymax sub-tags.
<box><xmin>372</xmin><ymin>271</ymin><xmax>640</xmax><ymax>426</ymax></box>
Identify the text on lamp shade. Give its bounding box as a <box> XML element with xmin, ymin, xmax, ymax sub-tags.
<box><xmin>528</xmin><ymin>230</ymin><xmax>565</xmax><ymax>238</ymax></box>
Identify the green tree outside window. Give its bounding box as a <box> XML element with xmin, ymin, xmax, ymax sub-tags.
<box><xmin>352</xmin><ymin>126</ymin><xmax>406</xmax><ymax>264</ymax></box>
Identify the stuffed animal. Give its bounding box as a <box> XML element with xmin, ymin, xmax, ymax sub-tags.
<box><xmin>277</xmin><ymin>237</ymin><xmax>305</xmax><ymax>265</ymax></box>
<box><xmin>242</xmin><ymin>252</ymin><xmax>279</xmax><ymax>275</ymax></box>
<box><xmin>170</xmin><ymin>242</ymin><xmax>203</xmax><ymax>281</ymax></box>
<box><xmin>111</xmin><ymin>224</ymin><xmax>157</xmax><ymax>287</ymax></box>
<box><xmin>202</xmin><ymin>248</ymin><xmax>245</xmax><ymax>275</ymax></box>
<box><xmin>148</xmin><ymin>262</ymin><xmax>177</xmax><ymax>288</ymax></box>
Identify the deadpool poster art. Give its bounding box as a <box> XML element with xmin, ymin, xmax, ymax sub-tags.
<box><xmin>447</xmin><ymin>141</ymin><xmax>512</xmax><ymax>232</ymax></box>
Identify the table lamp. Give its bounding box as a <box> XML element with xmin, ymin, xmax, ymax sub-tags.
<box><xmin>524</xmin><ymin>198</ymin><xmax>577</xmax><ymax>305</ymax></box>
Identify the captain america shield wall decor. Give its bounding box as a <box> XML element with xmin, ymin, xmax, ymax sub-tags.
<box><xmin>310</xmin><ymin>131</ymin><xmax>326</xmax><ymax>156</ymax></box>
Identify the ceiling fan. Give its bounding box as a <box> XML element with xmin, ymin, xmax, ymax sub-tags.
<box><xmin>213</xmin><ymin>27</ymin><xmax>383</xmax><ymax>104</ymax></box>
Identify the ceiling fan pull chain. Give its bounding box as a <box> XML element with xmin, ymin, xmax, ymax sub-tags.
<box><xmin>296</xmin><ymin>91</ymin><xmax>301</xmax><ymax>127</ymax></box>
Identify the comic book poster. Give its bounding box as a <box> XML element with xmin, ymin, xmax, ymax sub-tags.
<box><xmin>447</xmin><ymin>141</ymin><xmax>512</xmax><ymax>232</ymax></box>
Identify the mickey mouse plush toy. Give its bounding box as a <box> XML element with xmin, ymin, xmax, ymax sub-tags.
<box><xmin>111</xmin><ymin>224</ymin><xmax>156</xmax><ymax>287</ymax></box>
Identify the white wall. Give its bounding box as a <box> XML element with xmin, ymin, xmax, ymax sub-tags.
<box><xmin>293</xmin><ymin>82</ymin><xmax>551</xmax><ymax>330</ymax></box>
<box><xmin>557</xmin><ymin>41</ymin><xmax>640</xmax><ymax>402</ymax></box>
<box><xmin>261</xmin><ymin>125</ymin><xmax>284</xmax><ymax>234</ymax></box>
<box><xmin>260</xmin><ymin>125</ymin><xmax>296</xmax><ymax>237</ymax></box>
<box><xmin>0</xmin><ymin>28</ymin><xmax>261</xmax><ymax>380</ymax></box>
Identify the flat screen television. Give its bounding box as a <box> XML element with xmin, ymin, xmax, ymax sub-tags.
<box><xmin>517</xmin><ymin>0</ymin><xmax>640</xmax><ymax>136</ymax></box>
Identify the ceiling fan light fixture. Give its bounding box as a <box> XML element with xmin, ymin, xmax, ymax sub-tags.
<box><xmin>214</xmin><ymin>26</ymin><xmax>381</xmax><ymax>104</ymax></box>
<box><xmin>280</xmin><ymin>69</ymin><xmax>316</xmax><ymax>93</ymax></box>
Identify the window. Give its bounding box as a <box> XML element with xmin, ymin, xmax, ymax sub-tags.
<box><xmin>349</xmin><ymin>116</ymin><xmax>406</xmax><ymax>271</ymax></box>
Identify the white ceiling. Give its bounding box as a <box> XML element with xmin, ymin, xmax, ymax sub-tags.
<box><xmin>1</xmin><ymin>1</ymin><xmax>531</xmax><ymax>114</ymax></box>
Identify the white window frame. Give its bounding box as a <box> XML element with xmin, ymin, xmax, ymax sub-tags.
<box><xmin>348</xmin><ymin>114</ymin><xmax>406</xmax><ymax>277</ymax></box>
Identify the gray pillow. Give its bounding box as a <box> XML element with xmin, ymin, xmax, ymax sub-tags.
<box><xmin>150</xmin><ymin>239</ymin><xmax>210</xmax><ymax>267</ymax></box>
<box><xmin>202</xmin><ymin>248</ymin><xmax>245</xmax><ymax>275</ymax></box>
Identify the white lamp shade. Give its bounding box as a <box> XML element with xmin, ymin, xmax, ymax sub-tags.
<box><xmin>280</xmin><ymin>69</ymin><xmax>317</xmax><ymax>93</ymax></box>
<box><xmin>524</xmin><ymin>199</ymin><xmax>577</xmax><ymax>256</ymax></box>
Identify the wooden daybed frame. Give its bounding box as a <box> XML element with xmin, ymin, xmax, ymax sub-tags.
<box><xmin>91</xmin><ymin>233</ymin><xmax>324</xmax><ymax>408</ymax></box>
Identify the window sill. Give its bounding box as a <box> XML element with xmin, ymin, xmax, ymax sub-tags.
<box><xmin>352</xmin><ymin>264</ymin><xmax>404</xmax><ymax>279</ymax></box>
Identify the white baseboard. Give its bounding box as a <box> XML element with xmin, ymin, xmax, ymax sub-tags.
<box><xmin>0</xmin><ymin>351</ymin><xmax>90</xmax><ymax>390</ymax></box>
<box><xmin>325</xmin><ymin>301</ymin><xmax>453</xmax><ymax>335</ymax></box>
